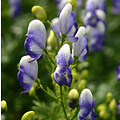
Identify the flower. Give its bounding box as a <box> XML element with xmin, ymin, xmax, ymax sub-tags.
<box><xmin>9</xmin><ymin>0</ymin><xmax>22</xmax><ymax>18</ymax></box>
<box><xmin>112</xmin><ymin>0</ymin><xmax>120</xmax><ymax>14</ymax></box>
<box><xmin>77</xmin><ymin>88</ymin><xmax>97</xmax><ymax>120</ymax></box>
<box><xmin>59</xmin><ymin>3</ymin><xmax>78</xmax><ymax>42</ymax></box>
<box><xmin>116</xmin><ymin>62</ymin><xmax>120</xmax><ymax>81</ymax></box>
<box><xmin>24</xmin><ymin>19</ymin><xmax>46</xmax><ymax>60</ymax></box>
<box><xmin>53</xmin><ymin>44</ymin><xmax>73</xmax><ymax>87</ymax></box>
<box><xmin>17</xmin><ymin>55</ymin><xmax>38</xmax><ymax>93</ymax></box>
<box><xmin>72</xmin><ymin>26</ymin><xmax>88</xmax><ymax>62</ymax></box>
<box><xmin>117</xmin><ymin>101</ymin><xmax>120</xmax><ymax>114</ymax></box>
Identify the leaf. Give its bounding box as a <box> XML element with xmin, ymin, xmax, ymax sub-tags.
<box><xmin>47</xmin><ymin>87</ymin><xmax>56</xmax><ymax>98</ymax></box>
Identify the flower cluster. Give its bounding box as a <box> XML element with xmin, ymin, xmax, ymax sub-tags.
<box><xmin>77</xmin><ymin>89</ymin><xmax>97</xmax><ymax>120</ymax></box>
<box><xmin>83</xmin><ymin>0</ymin><xmax>106</xmax><ymax>51</ymax></box>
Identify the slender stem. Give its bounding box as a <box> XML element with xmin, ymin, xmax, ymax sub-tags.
<box><xmin>60</xmin><ymin>34</ymin><xmax>66</xmax><ymax>47</ymax></box>
<box><xmin>44</xmin><ymin>49</ymin><xmax>56</xmax><ymax>67</ymax></box>
<box><xmin>60</xmin><ymin>86</ymin><xmax>68</xmax><ymax>119</ymax></box>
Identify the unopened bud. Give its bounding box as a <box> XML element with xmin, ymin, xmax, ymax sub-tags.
<box><xmin>31</xmin><ymin>6</ymin><xmax>47</xmax><ymax>22</ymax></box>
<box><xmin>109</xmin><ymin>98</ymin><xmax>117</xmax><ymax>112</ymax></box>
<box><xmin>78</xmin><ymin>79</ymin><xmax>87</xmax><ymax>92</ymax></box>
<box><xmin>99</xmin><ymin>110</ymin><xmax>110</xmax><ymax>119</ymax></box>
<box><xmin>81</xmin><ymin>69</ymin><xmax>89</xmax><ymax>79</ymax></box>
<box><xmin>21</xmin><ymin>111</ymin><xmax>35</xmax><ymax>120</ymax></box>
<box><xmin>1</xmin><ymin>100</ymin><xmax>7</xmax><ymax>113</ymax></box>
<box><xmin>47</xmin><ymin>30</ymin><xmax>57</xmax><ymax>48</ymax></box>
<box><xmin>97</xmin><ymin>103</ymin><xmax>107</xmax><ymax>112</ymax></box>
<box><xmin>105</xmin><ymin>92</ymin><xmax>113</xmax><ymax>103</ymax></box>
<box><xmin>68</xmin><ymin>89</ymin><xmax>79</xmax><ymax>108</ymax></box>
<box><xmin>68</xmin><ymin>0</ymin><xmax>77</xmax><ymax>11</ymax></box>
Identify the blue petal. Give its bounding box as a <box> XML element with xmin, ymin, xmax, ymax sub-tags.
<box><xmin>65</xmin><ymin>36</ymin><xmax>78</xmax><ymax>42</ymax></box>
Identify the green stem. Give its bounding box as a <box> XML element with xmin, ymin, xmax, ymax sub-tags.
<box><xmin>60</xmin><ymin>86</ymin><xmax>68</xmax><ymax>119</ymax></box>
<box><xmin>60</xmin><ymin>34</ymin><xmax>66</xmax><ymax>47</ymax></box>
<box><xmin>44</xmin><ymin>49</ymin><xmax>56</xmax><ymax>67</ymax></box>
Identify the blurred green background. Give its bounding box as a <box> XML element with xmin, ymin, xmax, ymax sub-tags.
<box><xmin>1</xmin><ymin>0</ymin><xmax>120</xmax><ymax>120</ymax></box>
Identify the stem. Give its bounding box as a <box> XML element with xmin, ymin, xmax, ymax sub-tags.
<box><xmin>60</xmin><ymin>86</ymin><xmax>68</xmax><ymax>119</ymax></box>
<box><xmin>60</xmin><ymin>34</ymin><xmax>66</xmax><ymax>47</ymax></box>
<box><xmin>44</xmin><ymin>49</ymin><xmax>56</xmax><ymax>67</ymax></box>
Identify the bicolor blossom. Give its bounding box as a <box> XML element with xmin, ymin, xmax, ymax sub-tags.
<box><xmin>59</xmin><ymin>3</ymin><xmax>78</xmax><ymax>43</ymax></box>
<box><xmin>77</xmin><ymin>88</ymin><xmax>97</xmax><ymax>120</ymax></box>
<box><xmin>53</xmin><ymin>44</ymin><xmax>73</xmax><ymax>87</ymax></box>
<box><xmin>112</xmin><ymin>0</ymin><xmax>120</xmax><ymax>14</ymax></box>
<box><xmin>72</xmin><ymin>26</ymin><xmax>88</xmax><ymax>62</ymax></box>
<box><xmin>24</xmin><ymin>19</ymin><xmax>46</xmax><ymax>60</ymax></box>
<box><xmin>17</xmin><ymin>55</ymin><xmax>38</xmax><ymax>93</ymax></box>
<box><xmin>117</xmin><ymin>101</ymin><xmax>120</xmax><ymax>114</ymax></box>
<box><xmin>9</xmin><ymin>0</ymin><xmax>22</xmax><ymax>18</ymax></box>
<box><xmin>83</xmin><ymin>0</ymin><xmax>106</xmax><ymax>52</ymax></box>
<box><xmin>116</xmin><ymin>62</ymin><xmax>120</xmax><ymax>81</ymax></box>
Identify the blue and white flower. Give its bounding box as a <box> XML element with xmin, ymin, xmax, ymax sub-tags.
<box><xmin>9</xmin><ymin>0</ymin><xmax>22</xmax><ymax>18</ymax></box>
<box><xmin>72</xmin><ymin>26</ymin><xmax>88</xmax><ymax>62</ymax></box>
<box><xmin>59</xmin><ymin>3</ymin><xmax>78</xmax><ymax>43</ymax></box>
<box><xmin>77</xmin><ymin>88</ymin><xmax>97</xmax><ymax>120</ymax></box>
<box><xmin>116</xmin><ymin>62</ymin><xmax>120</xmax><ymax>81</ymax></box>
<box><xmin>17</xmin><ymin>55</ymin><xmax>38</xmax><ymax>93</ymax></box>
<box><xmin>112</xmin><ymin>0</ymin><xmax>120</xmax><ymax>14</ymax></box>
<box><xmin>53</xmin><ymin>44</ymin><xmax>73</xmax><ymax>87</ymax></box>
<box><xmin>117</xmin><ymin>101</ymin><xmax>120</xmax><ymax>114</ymax></box>
<box><xmin>24</xmin><ymin>19</ymin><xmax>46</xmax><ymax>60</ymax></box>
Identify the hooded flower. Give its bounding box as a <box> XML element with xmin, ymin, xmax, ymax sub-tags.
<box><xmin>17</xmin><ymin>55</ymin><xmax>38</xmax><ymax>93</ymax></box>
<box><xmin>53</xmin><ymin>44</ymin><xmax>73</xmax><ymax>87</ymax></box>
<box><xmin>116</xmin><ymin>62</ymin><xmax>120</xmax><ymax>81</ymax></box>
<box><xmin>72</xmin><ymin>26</ymin><xmax>88</xmax><ymax>62</ymax></box>
<box><xmin>9</xmin><ymin>0</ymin><xmax>22</xmax><ymax>18</ymax></box>
<box><xmin>77</xmin><ymin>88</ymin><xmax>97</xmax><ymax>120</ymax></box>
<box><xmin>112</xmin><ymin>0</ymin><xmax>120</xmax><ymax>14</ymax></box>
<box><xmin>59</xmin><ymin>3</ymin><xmax>78</xmax><ymax>42</ymax></box>
<box><xmin>24</xmin><ymin>19</ymin><xmax>46</xmax><ymax>60</ymax></box>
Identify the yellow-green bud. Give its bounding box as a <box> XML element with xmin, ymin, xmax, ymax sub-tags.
<box><xmin>1</xmin><ymin>100</ymin><xmax>7</xmax><ymax>113</ymax></box>
<box><xmin>80</xmin><ymin>69</ymin><xmax>89</xmax><ymax>79</ymax></box>
<box><xmin>72</xmin><ymin>68</ymin><xmax>80</xmax><ymax>82</ymax></box>
<box><xmin>68</xmin><ymin>89</ymin><xmax>79</xmax><ymax>100</ymax></box>
<box><xmin>97</xmin><ymin>103</ymin><xmax>107</xmax><ymax>112</ymax></box>
<box><xmin>109</xmin><ymin>98</ymin><xmax>117</xmax><ymax>112</ymax></box>
<box><xmin>29</xmin><ymin>86</ymin><xmax>36</xmax><ymax>97</ymax></box>
<box><xmin>105</xmin><ymin>92</ymin><xmax>113</xmax><ymax>103</ymax></box>
<box><xmin>68</xmin><ymin>0</ymin><xmax>77</xmax><ymax>11</ymax></box>
<box><xmin>99</xmin><ymin>110</ymin><xmax>110</xmax><ymax>119</ymax></box>
<box><xmin>31</xmin><ymin>6</ymin><xmax>47</xmax><ymax>22</ymax></box>
<box><xmin>47</xmin><ymin>30</ymin><xmax>57</xmax><ymax>48</ymax></box>
<box><xmin>21</xmin><ymin>111</ymin><xmax>35</xmax><ymax>120</ymax></box>
<box><xmin>78</xmin><ymin>79</ymin><xmax>87</xmax><ymax>92</ymax></box>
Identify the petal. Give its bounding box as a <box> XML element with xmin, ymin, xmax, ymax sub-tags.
<box><xmin>57</xmin><ymin>44</ymin><xmax>72</xmax><ymax>66</ymax></box>
<box><xmin>59</xmin><ymin>3</ymin><xmax>75</xmax><ymax>34</ymax></box>
<box><xmin>25</xmin><ymin>19</ymin><xmax>46</xmax><ymax>59</ymax></box>
<box><xmin>65</xmin><ymin>36</ymin><xmax>78</xmax><ymax>42</ymax></box>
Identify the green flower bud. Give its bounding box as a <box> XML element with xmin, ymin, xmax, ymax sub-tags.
<box><xmin>80</xmin><ymin>69</ymin><xmax>89</xmax><ymax>79</ymax></box>
<box><xmin>99</xmin><ymin>110</ymin><xmax>110</xmax><ymax>119</ymax></box>
<box><xmin>68</xmin><ymin>89</ymin><xmax>79</xmax><ymax>100</ymax></box>
<box><xmin>28</xmin><ymin>86</ymin><xmax>36</xmax><ymax>97</ymax></box>
<box><xmin>68</xmin><ymin>89</ymin><xmax>79</xmax><ymax>108</ymax></box>
<box><xmin>47</xmin><ymin>30</ymin><xmax>57</xmax><ymax>49</ymax></box>
<box><xmin>21</xmin><ymin>111</ymin><xmax>35</xmax><ymax>120</ymax></box>
<box><xmin>78</xmin><ymin>79</ymin><xmax>87</xmax><ymax>92</ymax></box>
<box><xmin>31</xmin><ymin>6</ymin><xmax>47</xmax><ymax>22</ymax></box>
<box><xmin>72</xmin><ymin>68</ymin><xmax>80</xmax><ymax>82</ymax></box>
<box><xmin>105</xmin><ymin>92</ymin><xmax>113</xmax><ymax>103</ymax></box>
<box><xmin>109</xmin><ymin>98</ymin><xmax>117</xmax><ymax>112</ymax></box>
<box><xmin>68</xmin><ymin>0</ymin><xmax>77</xmax><ymax>11</ymax></box>
<box><xmin>97</xmin><ymin>103</ymin><xmax>107</xmax><ymax>112</ymax></box>
<box><xmin>1</xmin><ymin>100</ymin><xmax>7</xmax><ymax>113</ymax></box>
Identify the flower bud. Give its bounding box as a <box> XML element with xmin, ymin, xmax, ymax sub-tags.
<box><xmin>80</xmin><ymin>69</ymin><xmax>89</xmax><ymax>79</ymax></box>
<box><xmin>109</xmin><ymin>98</ymin><xmax>117</xmax><ymax>112</ymax></box>
<box><xmin>78</xmin><ymin>79</ymin><xmax>87</xmax><ymax>92</ymax></box>
<box><xmin>68</xmin><ymin>89</ymin><xmax>79</xmax><ymax>108</ymax></box>
<box><xmin>68</xmin><ymin>0</ymin><xmax>77</xmax><ymax>11</ymax></box>
<box><xmin>1</xmin><ymin>100</ymin><xmax>7</xmax><ymax>113</ymax></box>
<box><xmin>31</xmin><ymin>6</ymin><xmax>47</xmax><ymax>22</ymax></box>
<box><xmin>99</xmin><ymin>110</ymin><xmax>110</xmax><ymax>119</ymax></box>
<box><xmin>105</xmin><ymin>92</ymin><xmax>113</xmax><ymax>103</ymax></box>
<box><xmin>97</xmin><ymin>103</ymin><xmax>107</xmax><ymax>112</ymax></box>
<box><xmin>47</xmin><ymin>30</ymin><xmax>57</xmax><ymax>49</ymax></box>
<box><xmin>21</xmin><ymin>111</ymin><xmax>35</xmax><ymax>120</ymax></box>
